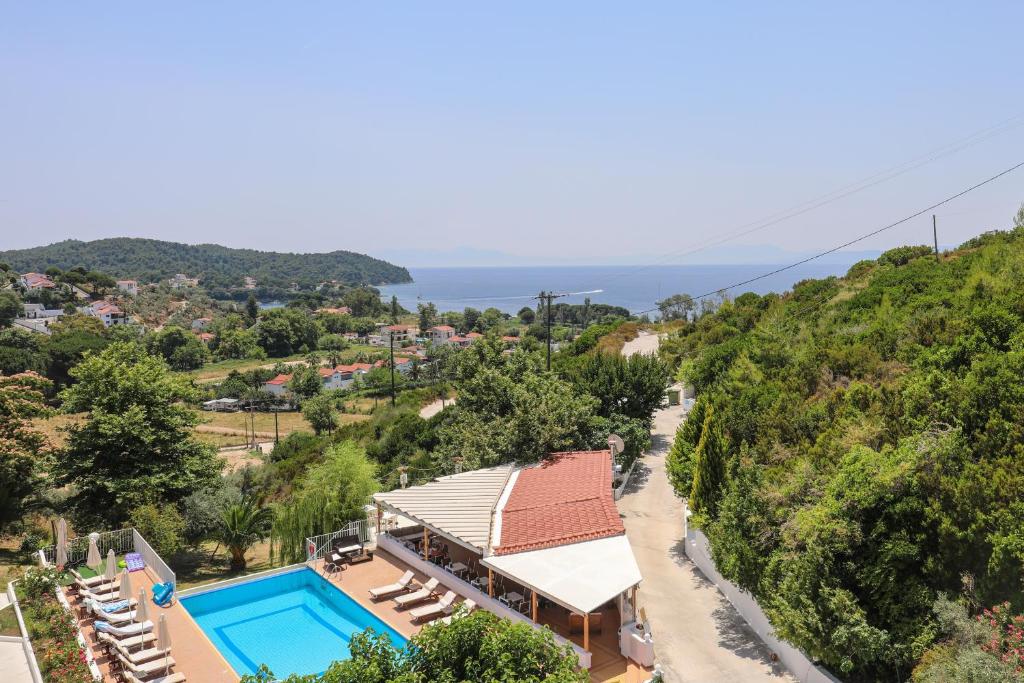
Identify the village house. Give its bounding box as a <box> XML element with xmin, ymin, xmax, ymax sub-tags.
<box><xmin>18</xmin><ymin>272</ymin><xmax>57</xmax><ymax>290</ymax></box>
<box><xmin>190</xmin><ymin>317</ymin><xmax>212</xmax><ymax>332</ymax></box>
<box><xmin>169</xmin><ymin>273</ymin><xmax>199</xmax><ymax>289</ymax></box>
<box><xmin>80</xmin><ymin>300</ymin><xmax>127</xmax><ymax>327</ymax></box>
<box><xmin>22</xmin><ymin>303</ymin><xmax>64</xmax><ymax>320</ymax></box>
<box><xmin>195</xmin><ymin>332</ymin><xmax>215</xmax><ymax>345</ymax></box>
<box><xmin>116</xmin><ymin>279</ymin><xmax>139</xmax><ymax>296</ymax></box>
<box><xmin>428</xmin><ymin>325</ymin><xmax>456</xmax><ymax>345</ymax></box>
<box><xmin>261</xmin><ymin>373</ymin><xmax>292</xmax><ymax>396</ymax></box>
<box><xmin>381</xmin><ymin>324</ymin><xmax>415</xmax><ymax>346</ymax></box>
<box><xmin>243</xmin><ymin>275</ymin><xmax>257</xmax><ymax>289</ymax></box>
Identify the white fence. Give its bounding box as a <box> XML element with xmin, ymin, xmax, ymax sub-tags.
<box><xmin>38</xmin><ymin>527</ymin><xmax>134</xmax><ymax>567</ymax></box>
<box><xmin>5</xmin><ymin>582</ymin><xmax>43</xmax><ymax>683</ymax></box>
<box><xmin>683</xmin><ymin>507</ymin><xmax>842</xmax><ymax>683</ymax></box>
<box><xmin>305</xmin><ymin>519</ymin><xmax>372</xmax><ymax>563</ymax></box>
<box><xmin>132</xmin><ymin>529</ymin><xmax>176</xmax><ymax>590</ymax></box>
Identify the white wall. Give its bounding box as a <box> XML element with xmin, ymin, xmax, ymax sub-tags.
<box><xmin>683</xmin><ymin>506</ymin><xmax>842</xmax><ymax>683</ymax></box>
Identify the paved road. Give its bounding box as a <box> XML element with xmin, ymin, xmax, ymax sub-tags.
<box><xmin>618</xmin><ymin>334</ymin><xmax>794</xmax><ymax>683</ymax></box>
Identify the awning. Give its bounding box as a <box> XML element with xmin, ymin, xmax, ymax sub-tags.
<box><xmin>482</xmin><ymin>534</ymin><xmax>641</xmax><ymax>615</ymax></box>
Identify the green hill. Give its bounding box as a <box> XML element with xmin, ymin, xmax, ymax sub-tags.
<box><xmin>662</xmin><ymin>219</ymin><xmax>1024</xmax><ymax>680</ymax></box>
<box><xmin>0</xmin><ymin>238</ymin><xmax>411</xmax><ymax>291</ymax></box>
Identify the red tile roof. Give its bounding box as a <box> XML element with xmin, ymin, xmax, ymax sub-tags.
<box><xmin>317</xmin><ymin>367</ymin><xmax>336</xmax><ymax>377</ymax></box>
<box><xmin>466</xmin><ymin>332</ymin><xmax>483</xmax><ymax>338</ymax></box>
<box><xmin>495</xmin><ymin>450</ymin><xmax>623</xmax><ymax>555</ymax></box>
<box><xmin>265</xmin><ymin>373</ymin><xmax>292</xmax><ymax>386</ymax></box>
<box><xmin>386</xmin><ymin>324</ymin><xmax>410</xmax><ymax>331</ymax></box>
<box><xmin>431</xmin><ymin>325</ymin><xmax>455</xmax><ymax>332</ymax></box>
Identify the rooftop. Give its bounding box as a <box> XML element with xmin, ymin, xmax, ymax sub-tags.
<box><xmin>496</xmin><ymin>450</ymin><xmax>622</xmax><ymax>555</ymax></box>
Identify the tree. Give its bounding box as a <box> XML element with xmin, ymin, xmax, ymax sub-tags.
<box><xmin>144</xmin><ymin>326</ymin><xmax>209</xmax><ymax>370</ymax></box>
<box><xmin>256</xmin><ymin>308</ymin><xmax>319</xmax><ymax>357</ymax></box>
<box><xmin>218</xmin><ymin>498</ymin><xmax>272</xmax><ymax>571</ymax></box>
<box><xmin>389</xmin><ymin>295</ymin><xmax>400</xmax><ymax>323</ymax></box>
<box><xmin>0</xmin><ymin>328</ymin><xmax>46</xmax><ymax>376</ymax></box>
<box><xmin>245</xmin><ymin>292</ymin><xmax>259</xmax><ymax>324</ymax></box>
<box><xmin>216</xmin><ymin>327</ymin><xmax>264</xmax><ymax>360</ymax></box>
<box><xmin>288</xmin><ymin>365</ymin><xmax>322</xmax><ymax>399</ymax></box>
<box><xmin>689</xmin><ymin>406</ymin><xmax>726</xmax><ymax>518</ymax></box>
<box><xmin>0</xmin><ymin>291</ymin><xmax>21</xmax><ymax>327</ymax></box>
<box><xmin>657</xmin><ymin>293</ymin><xmax>696</xmax><ymax>321</ymax></box>
<box><xmin>517</xmin><ymin>306</ymin><xmax>535</xmax><ymax>324</ymax></box>
<box><xmin>417</xmin><ymin>302</ymin><xmax>437</xmax><ymax>331</ymax></box>
<box><xmin>564</xmin><ymin>351</ymin><xmax>669</xmax><ymax>421</ymax></box>
<box><xmin>302</xmin><ymin>394</ymin><xmax>339</xmax><ymax>435</ymax></box>
<box><xmin>462</xmin><ymin>307</ymin><xmax>481</xmax><ymax>333</ymax></box>
<box><xmin>912</xmin><ymin>596</ymin><xmax>1024</xmax><ymax>682</ymax></box>
<box><xmin>129</xmin><ymin>503</ymin><xmax>185</xmax><ymax>559</ymax></box>
<box><xmin>271</xmin><ymin>442</ymin><xmax>379</xmax><ymax>564</ymax></box>
<box><xmin>0</xmin><ymin>372</ymin><xmax>53</xmax><ymax>533</ymax></box>
<box><xmin>53</xmin><ymin>342</ymin><xmax>220</xmax><ymax>528</ymax></box>
<box><xmin>666</xmin><ymin>396</ymin><xmax>707</xmax><ymax>498</ymax></box>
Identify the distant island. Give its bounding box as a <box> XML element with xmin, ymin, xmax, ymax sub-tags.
<box><xmin>0</xmin><ymin>238</ymin><xmax>412</xmax><ymax>296</ymax></box>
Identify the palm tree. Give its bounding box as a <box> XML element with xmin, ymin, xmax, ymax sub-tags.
<box><xmin>218</xmin><ymin>498</ymin><xmax>273</xmax><ymax>571</ymax></box>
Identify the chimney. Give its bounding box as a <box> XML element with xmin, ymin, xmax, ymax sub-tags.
<box><xmin>607</xmin><ymin>436</ymin><xmax>618</xmax><ymax>461</ymax></box>
<box><xmin>399</xmin><ymin>467</ymin><xmax>408</xmax><ymax>489</ymax></box>
<box><xmin>453</xmin><ymin>456</ymin><xmax>463</xmax><ymax>475</ymax></box>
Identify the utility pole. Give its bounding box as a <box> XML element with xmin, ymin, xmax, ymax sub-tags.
<box><xmin>389</xmin><ymin>330</ymin><xmax>396</xmax><ymax>407</ymax></box>
<box><xmin>543</xmin><ymin>291</ymin><xmax>554</xmax><ymax>371</ymax></box>
<box><xmin>933</xmin><ymin>214</ymin><xmax>940</xmax><ymax>263</ymax></box>
<box><xmin>274</xmin><ymin>409</ymin><xmax>279</xmax><ymax>444</ymax></box>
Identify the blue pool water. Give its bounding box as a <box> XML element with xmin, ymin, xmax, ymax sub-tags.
<box><xmin>181</xmin><ymin>568</ymin><xmax>407</xmax><ymax>677</ymax></box>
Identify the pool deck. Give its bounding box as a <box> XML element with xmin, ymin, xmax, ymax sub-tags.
<box><xmin>66</xmin><ymin>567</ymin><xmax>239</xmax><ymax>683</ymax></box>
<box><xmin>68</xmin><ymin>551</ymin><xmax>649</xmax><ymax>683</ymax></box>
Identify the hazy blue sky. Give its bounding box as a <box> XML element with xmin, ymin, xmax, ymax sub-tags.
<box><xmin>2</xmin><ymin>2</ymin><xmax>1023</xmax><ymax>265</ymax></box>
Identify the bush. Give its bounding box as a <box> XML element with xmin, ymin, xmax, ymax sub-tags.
<box><xmin>129</xmin><ymin>503</ymin><xmax>185</xmax><ymax>559</ymax></box>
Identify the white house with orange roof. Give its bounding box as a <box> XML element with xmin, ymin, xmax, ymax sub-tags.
<box><xmin>428</xmin><ymin>325</ymin><xmax>456</xmax><ymax>345</ymax></box>
<box><xmin>116</xmin><ymin>279</ymin><xmax>138</xmax><ymax>295</ymax></box>
<box><xmin>19</xmin><ymin>272</ymin><xmax>57</xmax><ymax>290</ymax></box>
<box><xmin>372</xmin><ymin>448</ymin><xmax>651</xmax><ymax>675</ymax></box>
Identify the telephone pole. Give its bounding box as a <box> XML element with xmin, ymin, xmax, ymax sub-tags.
<box><xmin>543</xmin><ymin>291</ymin><xmax>554</xmax><ymax>371</ymax></box>
<box><xmin>389</xmin><ymin>330</ymin><xmax>397</xmax><ymax>406</ymax></box>
<box><xmin>933</xmin><ymin>214</ymin><xmax>940</xmax><ymax>263</ymax></box>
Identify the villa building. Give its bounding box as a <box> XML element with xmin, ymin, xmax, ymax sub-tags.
<box><xmin>428</xmin><ymin>325</ymin><xmax>456</xmax><ymax>345</ymax></box>
<box><xmin>116</xmin><ymin>279</ymin><xmax>139</xmax><ymax>295</ymax></box>
<box><xmin>18</xmin><ymin>272</ymin><xmax>57</xmax><ymax>290</ymax></box>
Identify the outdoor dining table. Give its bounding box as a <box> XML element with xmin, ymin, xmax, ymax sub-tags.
<box><xmin>449</xmin><ymin>562</ymin><xmax>468</xmax><ymax>577</ymax></box>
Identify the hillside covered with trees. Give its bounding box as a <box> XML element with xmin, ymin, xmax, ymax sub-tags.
<box><xmin>0</xmin><ymin>238</ymin><xmax>411</xmax><ymax>291</ymax></box>
<box><xmin>663</xmin><ymin>211</ymin><xmax>1024</xmax><ymax>681</ymax></box>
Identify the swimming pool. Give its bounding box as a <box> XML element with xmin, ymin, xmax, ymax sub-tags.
<box><xmin>181</xmin><ymin>567</ymin><xmax>407</xmax><ymax>677</ymax></box>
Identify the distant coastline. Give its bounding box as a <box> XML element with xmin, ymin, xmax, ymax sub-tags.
<box><xmin>378</xmin><ymin>262</ymin><xmax>860</xmax><ymax>315</ymax></box>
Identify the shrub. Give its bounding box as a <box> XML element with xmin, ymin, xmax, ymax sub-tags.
<box><xmin>129</xmin><ymin>503</ymin><xmax>185</xmax><ymax>559</ymax></box>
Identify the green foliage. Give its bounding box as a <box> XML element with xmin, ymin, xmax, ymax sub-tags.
<box><xmin>302</xmin><ymin>394</ymin><xmax>339</xmax><ymax>434</ymax></box>
<box><xmin>129</xmin><ymin>503</ymin><xmax>186</xmax><ymax>559</ymax></box>
<box><xmin>216</xmin><ymin>327</ymin><xmax>264</xmax><ymax>361</ymax></box>
<box><xmin>257</xmin><ymin>308</ymin><xmax>320</xmax><ymax>357</ymax></box>
<box><xmin>181</xmin><ymin>481</ymin><xmax>242</xmax><ymax>545</ymax></box>
<box><xmin>0</xmin><ymin>372</ymin><xmax>53</xmax><ymax>533</ymax></box>
<box><xmin>689</xmin><ymin>406</ymin><xmax>726</xmax><ymax>519</ymax></box>
<box><xmin>659</xmin><ymin>218</ymin><xmax>1024</xmax><ymax>680</ymax></box>
<box><xmin>239</xmin><ymin>610</ymin><xmax>587</xmax><ymax>683</ymax></box>
<box><xmin>562</xmin><ymin>351</ymin><xmax>669</xmax><ymax>421</ymax></box>
<box><xmin>666</xmin><ymin>395</ymin><xmax>706</xmax><ymax>497</ymax></box>
<box><xmin>0</xmin><ymin>290</ymin><xmax>21</xmax><ymax>327</ymax></box>
<box><xmin>17</xmin><ymin>567</ymin><xmax>92</xmax><ymax>683</ymax></box>
<box><xmin>912</xmin><ymin>597</ymin><xmax>1024</xmax><ymax>682</ymax></box>
<box><xmin>0</xmin><ymin>327</ymin><xmax>46</xmax><ymax>375</ymax></box>
<box><xmin>145</xmin><ymin>325</ymin><xmax>210</xmax><ymax>370</ymax></box>
<box><xmin>218</xmin><ymin>498</ymin><xmax>272</xmax><ymax>570</ymax></box>
<box><xmin>289</xmin><ymin>365</ymin><xmax>323</xmax><ymax>399</ymax></box>
<box><xmin>53</xmin><ymin>342</ymin><xmax>220</xmax><ymax>528</ymax></box>
<box><xmin>271</xmin><ymin>442</ymin><xmax>378</xmax><ymax>564</ymax></box>
<box><xmin>0</xmin><ymin>237</ymin><xmax>410</xmax><ymax>290</ymax></box>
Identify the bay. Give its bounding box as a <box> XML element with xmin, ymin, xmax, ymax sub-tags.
<box><xmin>377</xmin><ymin>262</ymin><xmax>857</xmax><ymax>316</ymax></box>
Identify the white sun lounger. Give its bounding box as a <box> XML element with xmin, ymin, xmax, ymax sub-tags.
<box><xmin>369</xmin><ymin>571</ymin><xmax>416</xmax><ymax>600</ymax></box>
<box><xmin>84</xmin><ymin>599</ymin><xmax>140</xmax><ymax>624</ymax></box>
<box><xmin>79</xmin><ymin>586</ymin><xmax>124</xmax><ymax>603</ymax></box>
<box><xmin>70</xmin><ymin>569</ymin><xmax>119</xmax><ymax>590</ymax></box>
<box><xmin>95</xmin><ymin>620</ymin><xmax>154</xmax><ymax>638</ymax></box>
<box><xmin>100</xmin><ymin>634</ymin><xmax>168</xmax><ymax>664</ymax></box>
<box><xmin>123</xmin><ymin>672</ymin><xmax>185</xmax><ymax>683</ymax></box>
<box><xmin>393</xmin><ymin>577</ymin><xmax>439</xmax><ymax>609</ymax></box>
<box><xmin>97</xmin><ymin>632</ymin><xmax>159</xmax><ymax>657</ymax></box>
<box><xmin>409</xmin><ymin>590</ymin><xmax>457</xmax><ymax>622</ymax></box>
<box><xmin>116</xmin><ymin>651</ymin><xmax>176</xmax><ymax>677</ymax></box>
<box><xmin>438</xmin><ymin>599</ymin><xmax>477</xmax><ymax>625</ymax></box>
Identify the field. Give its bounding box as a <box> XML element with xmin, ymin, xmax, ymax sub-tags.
<box><xmin>186</xmin><ymin>344</ymin><xmax>383</xmax><ymax>383</ymax></box>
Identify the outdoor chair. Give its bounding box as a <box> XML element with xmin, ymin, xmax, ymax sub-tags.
<box><xmin>439</xmin><ymin>599</ymin><xmax>477</xmax><ymax>625</ymax></box>
<box><xmin>369</xmin><ymin>571</ymin><xmax>416</xmax><ymax>600</ymax></box>
<box><xmin>409</xmin><ymin>591</ymin><xmax>457</xmax><ymax>623</ymax></box>
<box><xmin>113</xmin><ymin>649</ymin><xmax>176</xmax><ymax>677</ymax></box>
<box><xmin>98</xmin><ymin>632</ymin><xmax>163</xmax><ymax>662</ymax></box>
<box><xmin>568</xmin><ymin>611</ymin><xmax>604</xmax><ymax>635</ymax></box>
<box><xmin>122</xmin><ymin>671</ymin><xmax>185</xmax><ymax>683</ymax></box>
<box><xmin>394</xmin><ymin>577</ymin><xmax>440</xmax><ymax>609</ymax></box>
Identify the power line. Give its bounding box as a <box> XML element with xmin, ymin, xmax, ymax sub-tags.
<box><xmin>602</xmin><ymin>110</ymin><xmax>1024</xmax><ymax>284</ymax></box>
<box><xmin>632</xmin><ymin>159</ymin><xmax>1024</xmax><ymax>318</ymax></box>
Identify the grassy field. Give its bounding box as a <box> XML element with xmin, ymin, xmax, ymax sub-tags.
<box><xmin>187</xmin><ymin>344</ymin><xmax>384</xmax><ymax>383</ymax></box>
<box><xmin>174</xmin><ymin>540</ymin><xmax>279</xmax><ymax>590</ymax></box>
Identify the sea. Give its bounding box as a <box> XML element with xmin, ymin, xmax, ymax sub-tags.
<box><xmin>377</xmin><ymin>263</ymin><xmax>857</xmax><ymax>316</ymax></box>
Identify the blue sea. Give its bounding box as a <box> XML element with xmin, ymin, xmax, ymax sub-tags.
<box><xmin>377</xmin><ymin>263</ymin><xmax>857</xmax><ymax>316</ymax></box>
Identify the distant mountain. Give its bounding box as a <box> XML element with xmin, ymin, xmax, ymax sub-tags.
<box><xmin>0</xmin><ymin>238</ymin><xmax>411</xmax><ymax>290</ymax></box>
<box><xmin>376</xmin><ymin>244</ymin><xmax>880</xmax><ymax>267</ymax></box>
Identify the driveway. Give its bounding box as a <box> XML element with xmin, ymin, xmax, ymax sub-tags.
<box><xmin>618</xmin><ymin>334</ymin><xmax>793</xmax><ymax>683</ymax></box>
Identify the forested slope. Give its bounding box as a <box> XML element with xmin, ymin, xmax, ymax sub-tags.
<box><xmin>663</xmin><ymin>224</ymin><xmax>1024</xmax><ymax>681</ymax></box>
<box><xmin>0</xmin><ymin>238</ymin><xmax>411</xmax><ymax>289</ymax></box>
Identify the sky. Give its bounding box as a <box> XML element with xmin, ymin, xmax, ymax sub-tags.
<box><xmin>2</xmin><ymin>2</ymin><xmax>1023</xmax><ymax>265</ymax></box>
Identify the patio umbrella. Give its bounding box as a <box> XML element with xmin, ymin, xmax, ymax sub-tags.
<box><xmin>134</xmin><ymin>587</ymin><xmax>149</xmax><ymax>652</ymax></box>
<box><xmin>156</xmin><ymin>614</ymin><xmax>171</xmax><ymax>674</ymax></box>
<box><xmin>86</xmin><ymin>532</ymin><xmax>101</xmax><ymax>572</ymax></box>
<box><xmin>55</xmin><ymin>518</ymin><xmax>67</xmax><ymax>568</ymax></box>
<box><xmin>103</xmin><ymin>549</ymin><xmax>116</xmax><ymax>593</ymax></box>
<box><xmin>118</xmin><ymin>568</ymin><xmax>132</xmax><ymax>602</ymax></box>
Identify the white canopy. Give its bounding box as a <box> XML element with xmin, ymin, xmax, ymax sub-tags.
<box><xmin>482</xmin><ymin>534</ymin><xmax>642</xmax><ymax>615</ymax></box>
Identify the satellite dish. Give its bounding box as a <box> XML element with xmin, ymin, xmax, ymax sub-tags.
<box><xmin>608</xmin><ymin>434</ymin><xmax>625</xmax><ymax>454</ymax></box>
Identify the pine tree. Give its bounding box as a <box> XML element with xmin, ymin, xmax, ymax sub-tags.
<box><xmin>689</xmin><ymin>405</ymin><xmax>726</xmax><ymax>518</ymax></box>
<box><xmin>245</xmin><ymin>292</ymin><xmax>259</xmax><ymax>324</ymax></box>
<box><xmin>666</xmin><ymin>396</ymin><xmax>707</xmax><ymax>497</ymax></box>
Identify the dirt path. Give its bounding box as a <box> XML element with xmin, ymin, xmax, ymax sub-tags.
<box><xmin>618</xmin><ymin>337</ymin><xmax>794</xmax><ymax>683</ymax></box>
<box><xmin>418</xmin><ymin>397</ymin><xmax>455</xmax><ymax>419</ymax></box>
<box><xmin>620</xmin><ymin>330</ymin><xmax>661</xmax><ymax>357</ymax></box>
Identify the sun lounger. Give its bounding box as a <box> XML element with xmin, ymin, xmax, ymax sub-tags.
<box><xmin>97</xmin><ymin>631</ymin><xmax>156</xmax><ymax>649</ymax></box>
<box><xmin>369</xmin><ymin>571</ymin><xmax>416</xmax><ymax>600</ymax></box>
<box><xmin>84</xmin><ymin>599</ymin><xmax>141</xmax><ymax>624</ymax></box>
<box><xmin>89</xmin><ymin>598</ymin><xmax>137</xmax><ymax>613</ymax></box>
<box><xmin>123</xmin><ymin>672</ymin><xmax>185</xmax><ymax>683</ymax></box>
<box><xmin>438</xmin><ymin>599</ymin><xmax>477</xmax><ymax>625</ymax></box>
<box><xmin>95</xmin><ymin>620</ymin><xmax>154</xmax><ymax>638</ymax></box>
<box><xmin>80</xmin><ymin>586</ymin><xmax>123</xmax><ymax>603</ymax></box>
<box><xmin>97</xmin><ymin>631</ymin><xmax>158</xmax><ymax>655</ymax></box>
<box><xmin>115</xmin><ymin>651</ymin><xmax>177</xmax><ymax>678</ymax></box>
<box><xmin>409</xmin><ymin>590</ymin><xmax>457</xmax><ymax>622</ymax></box>
<box><xmin>70</xmin><ymin>568</ymin><xmax>117</xmax><ymax>590</ymax></box>
<box><xmin>98</xmin><ymin>633</ymin><xmax>167</xmax><ymax>664</ymax></box>
<box><xmin>393</xmin><ymin>577</ymin><xmax>440</xmax><ymax>609</ymax></box>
